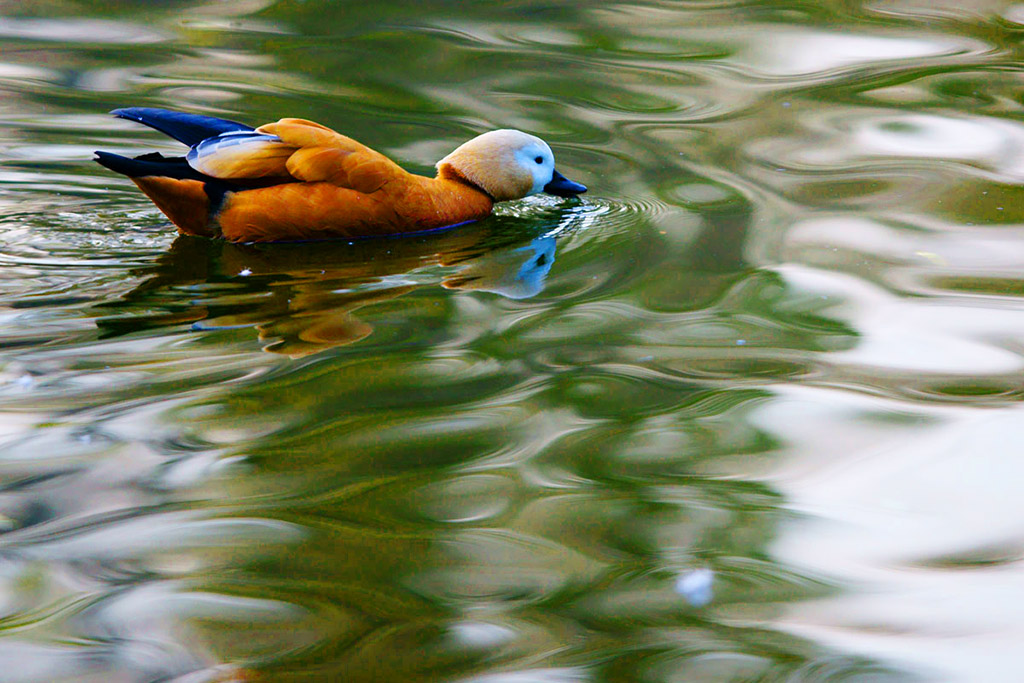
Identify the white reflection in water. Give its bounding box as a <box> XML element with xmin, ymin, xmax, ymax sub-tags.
<box><xmin>755</xmin><ymin>386</ymin><xmax>1024</xmax><ymax>683</ymax></box>
<box><xmin>591</xmin><ymin>8</ymin><xmax>986</xmax><ymax>78</ymax></box>
<box><xmin>0</xmin><ymin>584</ymin><xmax>300</xmax><ymax>683</ymax></box>
<box><xmin>854</xmin><ymin>114</ymin><xmax>1024</xmax><ymax>180</ymax></box>
<box><xmin>785</xmin><ymin>217</ymin><xmax>1024</xmax><ymax>273</ymax></box>
<box><xmin>447</xmin><ymin>621</ymin><xmax>518</xmax><ymax>650</ymax></box>
<box><xmin>724</xmin><ymin>27</ymin><xmax>979</xmax><ymax>77</ymax></box>
<box><xmin>93</xmin><ymin>581</ymin><xmax>303</xmax><ymax>634</ymax></box>
<box><xmin>1006</xmin><ymin>4</ymin><xmax>1024</xmax><ymax>23</ymax></box>
<box><xmin>0</xmin><ymin>18</ymin><xmax>166</xmax><ymax>44</ymax></box>
<box><xmin>0</xmin><ymin>643</ymin><xmax>84</xmax><ymax>683</ymax></box>
<box><xmin>0</xmin><ymin>62</ymin><xmax>59</xmax><ymax>83</ymax></box>
<box><xmin>856</xmin><ymin>114</ymin><xmax>1008</xmax><ymax>159</ymax></box>
<box><xmin>759</xmin><ymin>111</ymin><xmax>1024</xmax><ymax>182</ymax></box>
<box><xmin>19</xmin><ymin>513</ymin><xmax>305</xmax><ymax>561</ymax></box>
<box><xmin>457</xmin><ymin>668</ymin><xmax>589</xmax><ymax>683</ymax></box>
<box><xmin>73</xmin><ymin>67</ymin><xmax>137</xmax><ymax>93</ymax></box>
<box><xmin>6</xmin><ymin>144</ymin><xmax>110</xmax><ymax>162</ymax></box>
<box><xmin>777</xmin><ymin>264</ymin><xmax>1024</xmax><ymax>374</ymax></box>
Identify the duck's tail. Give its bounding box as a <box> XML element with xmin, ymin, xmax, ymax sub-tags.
<box><xmin>95</xmin><ymin>150</ymin><xmax>219</xmax><ymax>237</ymax></box>
<box><xmin>95</xmin><ymin>109</ymin><xmax>257</xmax><ymax>237</ymax></box>
<box><xmin>94</xmin><ymin>150</ymin><xmax>202</xmax><ymax>180</ymax></box>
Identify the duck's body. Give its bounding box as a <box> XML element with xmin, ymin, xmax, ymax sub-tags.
<box><xmin>95</xmin><ymin>109</ymin><xmax>585</xmax><ymax>242</ymax></box>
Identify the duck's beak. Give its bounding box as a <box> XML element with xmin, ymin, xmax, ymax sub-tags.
<box><xmin>543</xmin><ymin>169</ymin><xmax>587</xmax><ymax>197</ymax></box>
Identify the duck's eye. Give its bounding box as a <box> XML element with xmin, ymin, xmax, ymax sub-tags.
<box><xmin>534</xmin><ymin>156</ymin><xmax>544</xmax><ymax>164</ymax></box>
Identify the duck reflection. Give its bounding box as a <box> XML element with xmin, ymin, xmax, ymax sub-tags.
<box><xmin>441</xmin><ymin>234</ymin><xmax>555</xmax><ymax>299</ymax></box>
<box><xmin>98</xmin><ymin>210</ymin><xmax>571</xmax><ymax>357</ymax></box>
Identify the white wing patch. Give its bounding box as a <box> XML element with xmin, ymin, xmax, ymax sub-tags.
<box><xmin>186</xmin><ymin>131</ymin><xmax>296</xmax><ymax>179</ymax></box>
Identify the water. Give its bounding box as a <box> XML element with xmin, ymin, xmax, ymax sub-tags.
<box><xmin>1</xmin><ymin>1</ymin><xmax>1023</xmax><ymax>681</ymax></box>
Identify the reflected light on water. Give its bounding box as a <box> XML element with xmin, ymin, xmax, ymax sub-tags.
<box><xmin>727</xmin><ymin>27</ymin><xmax>979</xmax><ymax>77</ymax></box>
<box><xmin>760</xmin><ymin>386</ymin><xmax>1024</xmax><ymax>682</ymax></box>
<box><xmin>0</xmin><ymin>18</ymin><xmax>167</xmax><ymax>44</ymax></box>
<box><xmin>777</xmin><ymin>264</ymin><xmax>1024</xmax><ymax>374</ymax></box>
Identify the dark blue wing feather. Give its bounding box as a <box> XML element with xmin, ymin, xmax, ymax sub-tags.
<box><xmin>111</xmin><ymin>107</ymin><xmax>254</xmax><ymax>147</ymax></box>
<box><xmin>94</xmin><ymin>150</ymin><xmax>206</xmax><ymax>180</ymax></box>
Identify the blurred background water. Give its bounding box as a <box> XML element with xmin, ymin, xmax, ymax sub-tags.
<box><xmin>1</xmin><ymin>1</ymin><xmax>1023</xmax><ymax>681</ymax></box>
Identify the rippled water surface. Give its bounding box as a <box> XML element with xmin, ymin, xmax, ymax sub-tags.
<box><xmin>2</xmin><ymin>1</ymin><xmax>1024</xmax><ymax>681</ymax></box>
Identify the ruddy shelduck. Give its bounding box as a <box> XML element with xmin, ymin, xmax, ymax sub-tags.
<box><xmin>95</xmin><ymin>108</ymin><xmax>586</xmax><ymax>242</ymax></box>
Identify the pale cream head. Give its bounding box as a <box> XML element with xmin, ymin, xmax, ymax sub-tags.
<box><xmin>436</xmin><ymin>129</ymin><xmax>557</xmax><ymax>202</ymax></box>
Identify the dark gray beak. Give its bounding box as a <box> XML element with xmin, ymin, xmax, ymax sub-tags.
<box><xmin>543</xmin><ymin>169</ymin><xmax>587</xmax><ymax>197</ymax></box>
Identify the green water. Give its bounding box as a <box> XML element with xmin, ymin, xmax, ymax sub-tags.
<box><xmin>2</xmin><ymin>1</ymin><xmax>1023</xmax><ymax>681</ymax></box>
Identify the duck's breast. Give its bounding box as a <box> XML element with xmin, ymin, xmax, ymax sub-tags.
<box><xmin>216</xmin><ymin>183</ymin><xmax>398</xmax><ymax>242</ymax></box>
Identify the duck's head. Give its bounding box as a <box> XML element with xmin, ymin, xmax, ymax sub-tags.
<box><xmin>436</xmin><ymin>129</ymin><xmax>587</xmax><ymax>202</ymax></box>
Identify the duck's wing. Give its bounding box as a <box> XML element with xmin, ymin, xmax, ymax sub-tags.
<box><xmin>112</xmin><ymin>107</ymin><xmax>254</xmax><ymax>146</ymax></box>
<box><xmin>187</xmin><ymin>118</ymin><xmax>406</xmax><ymax>194</ymax></box>
<box><xmin>186</xmin><ymin>132</ymin><xmax>295</xmax><ymax>179</ymax></box>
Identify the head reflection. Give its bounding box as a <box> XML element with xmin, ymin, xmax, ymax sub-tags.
<box><xmin>443</xmin><ymin>236</ymin><xmax>555</xmax><ymax>300</ymax></box>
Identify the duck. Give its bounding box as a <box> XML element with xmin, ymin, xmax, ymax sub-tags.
<box><xmin>94</xmin><ymin>108</ymin><xmax>586</xmax><ymax>243</ymax></box>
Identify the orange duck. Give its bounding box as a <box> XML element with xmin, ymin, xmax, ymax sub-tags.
<box><xmin>95</xmin><ymin>108</ymin><xmax>586</xmax><ymax>242</ymax></box>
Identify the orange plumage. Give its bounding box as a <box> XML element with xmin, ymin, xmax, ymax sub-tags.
<box><xmin>95</xmin><ymin>108</ymin><xmax>586</xmax><ymax>243</ymax></box>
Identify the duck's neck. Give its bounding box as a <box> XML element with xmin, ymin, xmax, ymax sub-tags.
<box><xmin>435</xmin><ymin>163</ymin><xmax>495</xmax><ymax>202</ymax></box>
<box><xmin>408</xmin><ymin>166</ymin><xmax>494</xmax><ymax>226</ymax></box>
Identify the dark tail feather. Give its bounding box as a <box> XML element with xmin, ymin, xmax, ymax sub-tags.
<box><xmin>94</xmin><ymin>150</ymin><xmax>206</xmax><ymax>180</ymax></box>
<box><xmin>111</xmin><ymin>107</ymin><xmax>254</xmax><ymax>147</ymax></box>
